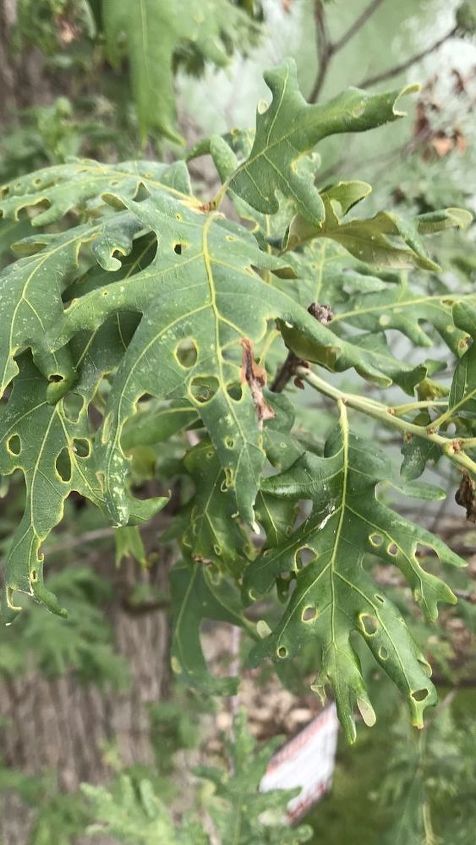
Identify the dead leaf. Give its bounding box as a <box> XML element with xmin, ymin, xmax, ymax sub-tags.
<box><xmin>240</xmin><ymin>338</ymin><xmax>274</xmax><ymax>427</ymax></box>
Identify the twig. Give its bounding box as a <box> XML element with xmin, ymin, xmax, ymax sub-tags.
<box><xmin>309</xmin><ymin>0</ymin><xmax>386</xmax><ymax>103</ymax></box>
<box><xmin>270</xmin><ymin>350</ymin><xmax>304</xmax><ymax>393</ymax></box>
<box><xmin>332</xmin><ymin>0</ymin><xmax>384</xmax><ymax>52</ymax></box>
<box><xmin>271</xmin><ymin>304</ymin><xmax>334</xmax><ymax>393</ymax></box>
<box><xmin>298</xmin><ymin>365</ymin><xmax>476</xmax><ymax>478</ymax></box>
<box><xmin>309</xmin><ymin>1</ymin><xmax>333</xmax><ymax>103</ymax></box>
<box><xmin>358</xmin><ymin>25</ymin><xmax>458</xmax><ymax>89</ymax></box>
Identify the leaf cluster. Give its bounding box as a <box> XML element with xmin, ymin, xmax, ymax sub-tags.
<box><xmin>0</xmin><ymin>59</ymin><xmax>474</xmax><ymax>741</ymax></box>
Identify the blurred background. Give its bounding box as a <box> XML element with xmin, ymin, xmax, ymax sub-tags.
<box><xmin>0</xmin><ymin>1</ymin><xmax>475</xmax><ymax>843</ymax></box>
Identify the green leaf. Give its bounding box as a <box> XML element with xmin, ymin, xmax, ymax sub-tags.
<box><xmin>83</xmin><ymin>774</ymin><xmax>208</xmax><ymax>844</ymax></box>
<box><xmin>0</xmin><ymin>159</ymin><xmax>194</xmax><ymax>226</ymax></box>
<box><xmin>0</xmin><ymin>358</ymin><xmax>101</xmax><ymax>615</ymax></box>
<box><xmin>448</xmin><ymin>309</ymin><xmax>476</xmax><ymax>418</ymax></box>
<box><xmin>196</xmin><ymin>710</ymin><xmax>313</xmax><ymax>844</ymax></box>
<box><xmin>245</xmin><ymin>405</ymin><xmax>463</xmax><ymax>741</ymax></box>
<box><xmin>48</xmin><ymin>188</ymin><xmax>398</xmax><ymax>527</ymax></box>
<box><xmin>181</xmin><ymin>441</ymin><xmax>250</xmax><ymax>575</ymax></box>
<box><xmin>287</xmin><ymin>196</ymin><xmax>471</xmax><ymax>271</ymax></box>
<box><xmin>170</xmin><ymin>560</ymin><xmax>252</xmax><ymax>695</ymax></box>
<box><xmin>103</xmin><ymin>0</ymin><xmax>258</xmax><ymax>140</ymax></box>
<box><xmin>229</xmin><ymin>59</ymin><xmax>418</xmax><ymax>225</ymax></box>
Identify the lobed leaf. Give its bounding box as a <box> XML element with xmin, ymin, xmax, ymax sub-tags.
<box><xmin>245</xmin><ymin>405</ymin><xmax>464</xmax><ymax>740</ymax></box>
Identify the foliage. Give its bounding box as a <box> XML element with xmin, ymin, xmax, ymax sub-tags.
<box><xmin>381</xmin><ymin>698</ymin><xmax>476</xmax><ymax>844</ymax></box>
<box><xmin>12</xmin><ymin>0</ymin><xmax>262</xmax><ymax>141</ymax></box>
<box><xmin>0</xmin><ymin>565</ymin><xmax>127</xmax><ymax>684</ymax></box>
<box><xmin>0</xmin><ymin>57</ymin><xmax>474</xmax><ymax>748</ymax></box>
<box><xmin>82</xmin><ymin>711</ymin><xmax>312</xmax><ymax>844</ymax></box>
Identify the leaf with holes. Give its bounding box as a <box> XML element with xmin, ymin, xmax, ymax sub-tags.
<box><xmin>245</xmin><ymin>405</ymin><xmax>464</xmax><ymax>741</ymax></box>
<box><xmin>0</xmin><ymin>357</ymin><xmax>102</xmax><ymax>616</ymax></box>
<box><xmin>48</xmin><ymin>188</ymin><xmax>413</xmax><ymax>528</ymax></box>
<box><xmin>0</xmin><ymin>159</ymin><xmax>194</xmax><ymax>226</ymax></box>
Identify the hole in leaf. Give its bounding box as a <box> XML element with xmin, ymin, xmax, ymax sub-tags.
<box><xmin>62</xmin><ymin>393</ymin><xmax>83</xmax><ymax>422</ymax></box>
<box><xmin>30</xmin><ymin>569</ymin><xmax>38</xmax><ymax>583</ymax></box>
<box><xmin>189</xmin><ymin>376</ymin><xmax>219</xmax><ymax>404</ymax></box>
<box><xmin>173</xmin><ymin>242</ymin><xmax>184</xmax><ymax>255</ymax></box>
<box><xmin>301</xmin><ymin>605</ymin><xmax>318</xmax><ymax>622</ymax></box>
<box><xmin>226</xmin><ymin>383</ymin><xmax>243</xmax><ymax>401</ymax></box>
<box><xmin>375</xmin><ymin>594</ymin><xmax>385</xmax><ymax>604</ymax></box>
<box><xmin>369</xmin><ymin>532</ymin><xmax>383</xmax><ymax>548</ymax></box>
<box><xmin>72</xmin><ymin>438</ymin><xmax>90</xmax><ymax>458</ymax></box>
<box><xmin>359</xmin><ymin>613</ymin><xmax>379</xmax><ymax>636</ymax></box>
<box><xmin>55</xmin><ymin>448</ymin><xmax>72</xmax><ymax>482</ymax></box>
<box><xmin>411</xmin><ymin>688</ymin><xmax>429</xmax><ymax>702</ymax></box>
<box><xmin>387</xmin><ymin>542</ymin><xmax>398</xmax><ymax>556</ymax></box>
<box><xmin>225</xmin><ymin>437</ymin><xmax>235</xmax><ymax>450</ymax></box>
<box><xmin>294</xmin><ymin>546</ymin><xmax>314</xmax><ymax>570</ymax></box>
<box><xmin>293</xmin><ymin>500</ymin><xmax>313</xmax><ymax>531</ymax></box>
<box><xmin>378</xmin><ymin>646</ymin><xmax>388</xmax><ymax>661</ymax></box>
<box><xmin>175</xmin><ymin>338</ymin><xmax>198</xmax><ymax>369</ymax></box>
<box><xmin>49</xmin><ymin>373</ymin><xmax>63</xmax><ymax>383</ymax></box>
<box><xmin>7</xmin><ymin>434</ymin><xmax>21</xmax><ymax>456</ymax></box>
<box><xmin>277</xmin><ymin>645</ymin><xmax>288</xmax><ymax>659</ymax></box>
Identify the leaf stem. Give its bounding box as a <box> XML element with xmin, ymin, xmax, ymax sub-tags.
<box><xmin>391</xmin><ymin>399</ymin><xmax>448</xmax><ymax>417</ymax></box>
<box><xmin>298</xmin><ymin>366</ymin><xmax>476</xmax><ymax>476</ymax></box>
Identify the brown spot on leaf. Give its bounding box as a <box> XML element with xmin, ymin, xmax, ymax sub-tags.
<box><xmin>455</xmin><ymin>471</ymin><xmax>476</xmax><ymax>522</ymax></box>
<box><xmin>240</xmin><ymin>338</ymin><xmax>275</xmax><ymax>427</ymax></box>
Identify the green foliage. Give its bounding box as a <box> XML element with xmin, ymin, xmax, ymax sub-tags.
<box><xmin>247</xmin><ymin>406</ymin><xmax>461</xmax><ymax>741</ymax></box>
<box><xmin>82</xmin><ymin>712</ymin><xmax>312</xmax><ymax>844</ymax></box>
<box><xmin>103</xmin><ymin>0</ymin><xmax>259</xmax><ymax>141</ymax></box>
<box><xmin>0</xmin><ymin>60</ymin><xmax>474</xmax><ymax>741</ymax></box>
<box><xmin>381</xmin><ymin>700</ymin><xmax>476</xmax><ymax>844</ymax></box>
<box><xmin>14</xmin><ymin>0</ymin><xmax>261</xmax><ymax>142</ymax></box>
<box><xmin>0</xmin><ymin>565</ymin><xmax>127</xmax><ymax>684</ymax></box>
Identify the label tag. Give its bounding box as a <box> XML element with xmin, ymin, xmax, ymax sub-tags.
<box><xmin>260</xmin><ymin>703</ymin><xmax>339</xmax><ymax>823</ymax></box>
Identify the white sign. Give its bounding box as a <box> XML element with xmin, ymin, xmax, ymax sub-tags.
<box><xmin>260</xmin><ymin>703</ymin><xmax>339</xmax><ymax>822</ymax></box>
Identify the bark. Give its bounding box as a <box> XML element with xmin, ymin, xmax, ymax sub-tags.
<box><xmin>0</xmin><ymin>553</ymin><xmax>172</xmax><ymax>845</ymax></box>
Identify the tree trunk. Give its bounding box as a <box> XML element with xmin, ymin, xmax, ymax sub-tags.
<box><xmin>0</xmin><ymin>554</ymin><xmax>172</xmax><ymax>845</ymax></box>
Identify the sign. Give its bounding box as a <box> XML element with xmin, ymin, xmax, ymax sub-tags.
<box><xmin>260</xmin><ymin>703</ymin><xmax>339</xmax><ymax>822</ymax></box>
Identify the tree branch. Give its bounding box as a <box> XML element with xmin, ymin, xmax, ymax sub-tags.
<box><xmin>333</xmin><ymin>0</ymin><xmax>385</xmax><ymax>52</ymax></box>
<box><xmin>308</xmin><ymin>1</ymin><xmax>333</xmax><ymax>104</ymax></box>
<box><xmin>358</xmin><ymin>24</ymin><xmax>458</xmax><ymax>89</ymax></box>
<box><xmin>309</xmin><ymin>0</ymin><xmax>386</xmax><ymax>103</ymax></box>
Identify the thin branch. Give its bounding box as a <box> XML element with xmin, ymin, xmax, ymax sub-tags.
<box><xmin>299</xmin><ymin>366</ymin><xmax>476</xmax><ymax>478</ymax></box>
<box><xmin>333</xmin><ymin>0</ymin><xmax>385</xmax><ymax>52</ymax></box>
<box><xmin>309</xmin><ymin>0</ymin><xmax>386</xmax><ymax>103</ymax></box>
<box><xmin>359</xmin><ymin>24</ymin><xmax>458</xmax><ymax>89</ymax></box>
<box><xmin>309</xmin><ymin>1</ymin><xmax>333</xmax><ymax>104</ymax></box>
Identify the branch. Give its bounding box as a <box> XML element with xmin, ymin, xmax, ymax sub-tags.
<box><xmin>309</xmin><ymin>0</ymin><xmax>386</xmax><ymax>103</ymax></box>
<box><xmin>298</xmin><ymin>365</ymin><xmax>476</xmax><ymax>477</ymax></box>
<box><xmin>358</xmin><ymin>24</ymin><xmax>458</xmax><ymax>89</ymax></box>
<box><xmin>308</xmin><ymin>1</ymin><xmax>333</xmax><ymax>104</ymax></box>
<box><xmin>333</xmin><ymin>0</ymin><xmax>384</xmax><ymax>52</ymax></box>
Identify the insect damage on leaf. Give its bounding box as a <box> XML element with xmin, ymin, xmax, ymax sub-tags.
<box><xmin>240</xmin><ymin>338</ymin><xmax>275</xmax><ymax>426</ymax></box>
